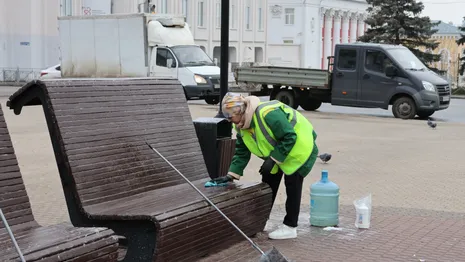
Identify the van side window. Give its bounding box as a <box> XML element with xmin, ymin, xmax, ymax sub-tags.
<box><xmin>337</xmin><ymin>49</ymin><xmax>357</xmax><ymax>70</ymax></box>
<box><xmin>156</xmin><ymin>48</ymin><xmax>175</xmax><ymax>67</ymax></box>
<box><xmin>365</xmin><ymin>50</ymin><xmax>393</xmax><ymax>73</ymax></box>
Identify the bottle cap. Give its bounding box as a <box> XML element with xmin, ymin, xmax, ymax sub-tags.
<box><xmin>321</xmin><ymin>170</ymin><xmax>328</xmax><ymax>181</ymax></box>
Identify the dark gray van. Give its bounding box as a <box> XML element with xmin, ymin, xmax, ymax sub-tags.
<box><xmin>331</xmin><ymin>43</ymin><xmax>450</xmax><ymax>119</ymax></box>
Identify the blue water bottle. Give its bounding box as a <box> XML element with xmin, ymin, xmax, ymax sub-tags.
<box><xmin>310</xmin><ymin>170</ymin><xmax>339</xmax><ymax>227</ymax></box>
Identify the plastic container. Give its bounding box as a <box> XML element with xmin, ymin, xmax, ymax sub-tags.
<box><xmin>310</xmin><ymin>170</ymin><xmax>339</xmax><ymax>227</ymax></box>
<box><xmin>354</xmin><ymin>194</ymin><xmax>372</xmax><ymax>229</ymax></box>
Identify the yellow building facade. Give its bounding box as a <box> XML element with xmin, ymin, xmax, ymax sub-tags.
<box><xmin>424</xmin><ymin>20</ymin><xmax>465</xmax><ymax>89</ymax></box>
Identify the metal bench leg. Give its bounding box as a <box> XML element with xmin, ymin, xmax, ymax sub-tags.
<box><xmin>110</xmin><ymin>221</ymin><xmax>157</xmax><ymax>262</ymax></box>
<box><xmin>0</xmin><ymin>208</ymin><xmax>26</xmax><ymax>262</ymax></box>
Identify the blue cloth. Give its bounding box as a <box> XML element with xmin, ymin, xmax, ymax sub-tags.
<box><xmin>204</xmin><ymin>181</ymin><xmax>229</xmax><ymax>187</ymax></box>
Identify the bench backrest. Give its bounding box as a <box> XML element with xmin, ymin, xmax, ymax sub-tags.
<box><xmin>0</xmin><ymin>104</ymin><xmax>35</xmax><ymax>229</ymax></box>
<box><xmin>35</xmin><ymin>79</ymin><xmax>209</xmax><ymax>209</ymax></box>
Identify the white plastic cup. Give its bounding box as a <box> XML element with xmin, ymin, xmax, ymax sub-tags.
<box><xmin>355</xmin><ymin>204</ymin><xmax>370</xmax><ymax>229</ymax></box>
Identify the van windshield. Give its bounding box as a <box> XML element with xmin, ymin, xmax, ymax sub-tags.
<box><xmin>171</xmin><ymin>46</ymin><xmax>215</xmax><ymax>67</ymax></box>
<box><xmin>387</xmin><ymin>48</ymin><xmax>427</xmax><ymax>71</ymax></box>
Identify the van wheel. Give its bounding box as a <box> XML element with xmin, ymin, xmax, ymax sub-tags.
<box><xmin>275</xmin><ymin>90</ymin><xmax>298</xmax><ymax>109</ymax></box>
<box><xmin>205</xmin><ymin>96</ymin><xmax>219</xmax><ymax>105</ymax></box>
<box><xmin>392</xmin><ymin>96</ymin><xmax>416</xmax><ymax>119</ymax></box>
<box><xmin>300</xmin><ymin>99</ymin><xmax>322</xmax><ymax>111</ymax></box>
<box><xmin>417</xmin><ymin>110</ymin><xmax>435</xmax><ymax>119</ymax></box>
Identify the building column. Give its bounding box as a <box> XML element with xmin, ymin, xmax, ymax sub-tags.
<box><xmin>333</xmin><ymin>10</ymin><xmax>341</xmax><ymax>54</ymax></box>
<box><xmin>341</xmin><ymin>11</ymin><xmax>350</xmax><ymax>44</ymax></box>
<box><xmin>349</xmin><ymin>12</ymin><xmax>358</xmax><ymax>43</ymax></box>
<box><xmin>357</xmin><ymin>13</ymin><xmax>366</xmax><ymax>39</ymax></box>
<box><xmin>320</xmin><ymin>7</ymin><xmax>326</xmax><ymax>69</ymax></box>
<box><xmin>323</xmin><ymin>9</ymin><xmax>334</xmax><ymax>69</ymax></box>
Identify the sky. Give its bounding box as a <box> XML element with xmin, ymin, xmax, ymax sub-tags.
<box><xmin>421</xmin><ymin>0</ymin><xmax>465</xmax><ymax>26</ymax></box>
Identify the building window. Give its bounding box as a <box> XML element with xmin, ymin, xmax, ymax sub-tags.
<box><xmin>337</xmin><ymin>49</ymin><xmax>357</xmax><ymax>70</ymax></box>
<box><xmin>216</xmin><ymin>2</ymin><xmax>221</xmax><ymax>28</ymax></box>
<box><xmin>285</xmin><ymin>8</ymin><xmax>295</xmax><ymax>25</ymax></box>
<box><xmin>61</xmin><ymin>0</ymin><xmax>72</xmax><ymax>16</ymax></box>
<box><xmin>230</xmin><ymin>1</ymin><xmax>237</xmax><ymax>29</ymax></box>
<box><xmin>161</xmin><ymin>0</ymin><xmax>167</xmax><ymax>13</ymax></box>
<box><xmin>198</xmin><ymin>1</ymin><xmax>204</xmax><ymax>27</ymax></box>
<box><xmin>257</xmin><ymin>0</ymin><xmax>263</xmax><ymax>30</ymax></box>
<box><xmin>246</xmin><ymin>5</ymin><xmax>251</xmax><ymax>30</ymax></box>
<box><xmin>182</xmin><ymin>0</ymin><xmax>188</xmax><ymax>22</ymax></box>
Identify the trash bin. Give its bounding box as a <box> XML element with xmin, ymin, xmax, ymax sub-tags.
<box><xmin>193</xmin><ymin>117</ymin><xmax>236</xmax><ymax>179</ymax></box>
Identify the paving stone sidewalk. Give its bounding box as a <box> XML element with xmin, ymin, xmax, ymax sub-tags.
<box><xmin>199</xmin><ymin>205</ymin><xmax>465</xmax><ymax>262</ymax></box>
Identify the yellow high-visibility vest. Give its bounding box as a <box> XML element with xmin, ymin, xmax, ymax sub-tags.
<box><xmin>235</xmin><ymin>100</ymin><xmax>315</xmax><ymax>175</ymax></box>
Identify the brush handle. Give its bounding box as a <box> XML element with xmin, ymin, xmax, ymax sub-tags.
<box><xmin>145</xmin><ymin>141</ymin><xmax>265</xmax><ymax>255</ymax></box>
<box><xmin>0</xmin><ymin>208</ymin><xmax>26</xmax><ymax>262</ymax></box>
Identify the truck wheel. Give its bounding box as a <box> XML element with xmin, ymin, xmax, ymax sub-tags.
<box><xmin>417</xmin><ymin>110</ymin><xmax>435</xmax><ymax>119</ymax></box>
<box><xmin>205</xmin><ymin>96</ymin><xmax>219</xmax><ymax>105</ymax></box>
<box><xmin>392</xmin><ymin>96</ymin><xmax>416</xmax><ymax>119</ymax></box>
<box><xmin>300</xmin><ymin>99</ymin><xmax>322</xmax><ymax>111</ymax></box>
<box><xmin>275</xmin><ymin>90</ymin><xmax>298</xmax><ymax>109</ymax></box>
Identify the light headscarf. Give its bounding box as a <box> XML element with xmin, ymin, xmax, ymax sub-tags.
<box><xmin>222</xmin><ymin>92</ymin><xmax>246</xmax><ymax>119</ymax></box>
<box><xmin>221</xmin><ymin>92</ymin><xmax>261</xmax><ymax>129</ymax></box>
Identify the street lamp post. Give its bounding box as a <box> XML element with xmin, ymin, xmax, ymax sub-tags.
<box><xmin>215</xmin><ymin>0</ymin><xmax>230</xmax><ymax>118</ymax></box>
<box><xmin>192</xmin><ymin>0</ymin><xmax>233</xmax><ymax>178</ymax></box>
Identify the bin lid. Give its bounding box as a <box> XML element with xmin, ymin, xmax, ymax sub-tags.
<box><xmin>193</xmin><ymin>117</ymin><xmax>229</xmax><ymax>124</ymax></box>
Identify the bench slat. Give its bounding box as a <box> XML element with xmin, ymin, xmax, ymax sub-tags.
<box><xmin>52</xmin><ymin>97</ymin><xmax>187</xmax><ymax>110</ymax></box>
<box><xmin>0</xmin><ymin>177</ymin><xmax>23</xmax><ymax>187</ymax></box>
<box><xmin>58</xmin><ymin>111</ymin><xmax>191</xmax><ymax>130</ymax></box>
<box><xmin>0</xmin><ymin>183</ymin><xmax>25</xmax><ymax>195</ymax></box>
<box><xmin>0</xmin><ymin>171</ymin><xmax>21</xmax><ymax>181</ymax></box>
<box><xmin>0</xmin><ymin>141</ymin><xmax>13</xmax><ymax>149</ymax></box>
<box><xmin>60</xmin><ymin>121</ymin><xmax>195</xmax><ymax>142</ymax></box>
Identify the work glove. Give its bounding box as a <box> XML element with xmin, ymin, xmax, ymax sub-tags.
<box><xmin>210</xmin><ymin>174</ymin><xmax>234</xmax><ymax>184</ymax></box>
<box><xmin>259</xmin><ymin>158</ymin><xmax>275</xmax><ymax>175</ymax></box>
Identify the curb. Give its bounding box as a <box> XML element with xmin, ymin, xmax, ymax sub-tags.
<box><xmin>452</xmin><ymin>95</ymin><xmax>465</xmax><ymax>99</ymax></box>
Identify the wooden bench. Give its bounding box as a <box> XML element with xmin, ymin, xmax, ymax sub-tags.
<box><xmin>0</xmin><ymin>104</ymin><xmax>119</xmax><ymax>261</ymax></box>
<box><xmin>7</xmin><ymin>78</ymin><xmax>273</xmax><ymax>262</ymax></box>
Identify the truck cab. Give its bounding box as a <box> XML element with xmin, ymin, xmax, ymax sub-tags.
<box><xmin>331</xmin><ymin>43</ymin><xmax>450</xmax><ymax>119</ymax></box>
<box><xmin>147</xmin><ymin>16</ymin><xmax>220</xmax><ymax>104</ymax></box>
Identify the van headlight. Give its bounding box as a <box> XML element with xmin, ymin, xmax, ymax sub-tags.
<box><xmin>194</xmin><ymin>75</ymin><xmax>207</xmax><ymax>84</ymax></box>
<box><xmin>422</xmin><ymin>81</ymin><xmax>435</xmax><ymax>92</ymax></box>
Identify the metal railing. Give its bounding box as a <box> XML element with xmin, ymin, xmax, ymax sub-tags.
<box><xmin>0</xmin><ymin>68</ymin><xmax>42</xmax><ymax>85</ymax></box>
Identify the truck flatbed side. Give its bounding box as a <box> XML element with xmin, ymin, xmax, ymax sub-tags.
<box><xmin>233</xmin><ymin>66</ymin><xmax>330</xmax><ymax>90</ymax></box>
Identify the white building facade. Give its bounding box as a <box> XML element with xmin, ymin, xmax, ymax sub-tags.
<box><xmin>115</xmin><ymin>0</ymin><xmax>268</xmax><ymax>66</ymax></box>
<box><xmin>0</xmin><ymin>0</ymin><xmax>113</xmax><ymax>73</ymax></box>
<box><xmin>267</xmin><ymin>0</ymin><xmax>369</xmax><ymax>69</ymax></box>
<box><xmin>0</xmin><ymin>0</ymin><xmax>267</xmax><ymax>75</ymax></box>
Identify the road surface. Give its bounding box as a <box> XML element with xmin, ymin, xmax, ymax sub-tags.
<box><xmin>192</xmin><ymin>95</ymin><xmax>465</xmax><ymax>123</ymax></box>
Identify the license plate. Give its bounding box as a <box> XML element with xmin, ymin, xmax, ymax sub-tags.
<box><xmin>442</xmin><ymin>96</ymin><xmax>450</xmax><ymax>102</ymax></box>
<box><xmin>214</xmin><ymin>84</ymin><xmax>220</xmax><ymax>89</ymax></box>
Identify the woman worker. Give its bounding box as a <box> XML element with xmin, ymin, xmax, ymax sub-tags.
<box><xmin>210</xmin><ymin>93</ymin><xmax>319</xmax><ymax>240</ymax></box>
